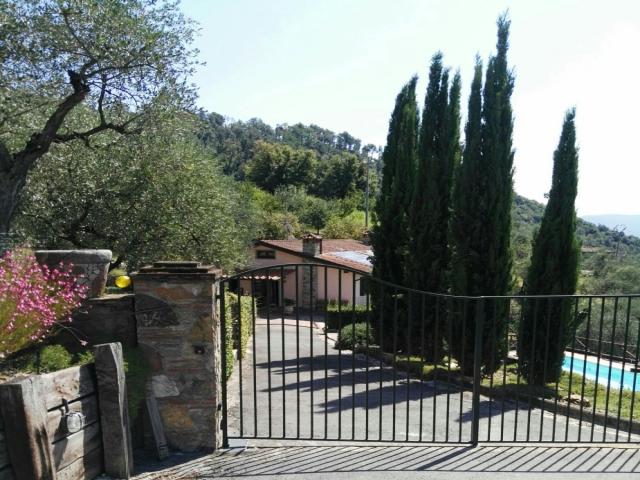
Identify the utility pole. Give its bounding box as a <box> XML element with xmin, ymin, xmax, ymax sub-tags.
<box><xmin>364</xmin><ymin>152</ymin><xmax>370</xmax><ymax>230</ymax></box>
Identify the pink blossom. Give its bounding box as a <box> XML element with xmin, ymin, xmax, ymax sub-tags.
<box><xmin>0</xmin><ymin>248</ymin><xmax>88</xmax><ymax>355</ymax></box>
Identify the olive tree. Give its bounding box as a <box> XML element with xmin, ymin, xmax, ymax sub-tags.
<box><xmin>0</xmin><ymin>0</ymin><xmax>198</xmax><ymax>233</ymax></box>
<box><xmin>15</xmin><ymin>114</ymin><xmax>256</xmax><ymax>271</ymax></box>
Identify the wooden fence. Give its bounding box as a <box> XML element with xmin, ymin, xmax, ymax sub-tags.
<box><xmin>0</xmin><ymin>343</ymin><xmax>132</xmax><ymax>480</ymax></box>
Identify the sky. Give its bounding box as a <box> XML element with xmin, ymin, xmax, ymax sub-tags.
<box><xmin>180</xmin><ymin>0</ymin><xmax>640</xmax><ymax>215</ymax></box>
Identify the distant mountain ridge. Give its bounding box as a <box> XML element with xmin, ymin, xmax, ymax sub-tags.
<box><xmin>513</xmin><ymin>195</ymin><xmax>640</xmax><ymax>255</ymax></box>
<box><xmin>581</xmin><ymin>214</ymin><xmax>640</xmax><ymax>238</ymax></box>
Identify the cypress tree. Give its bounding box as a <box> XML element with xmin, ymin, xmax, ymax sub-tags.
<box><xmin>518</xmin><ymin>109</ymin><xmax>580</xmax><ymax>385</ymax></box>
<box><xmin>451</xmin><ymin>14</ymin><xmax>515</xmax><ymax>374</ymax></box>
<box><xmin>408</xmin><ymin>53</ymin><xmax>461</xmax><ymax>357</ymax></box>
<box><xmin>371</xmin><ymin>77</ymin><xmax>418</xmax><ymax>350</ymax></box>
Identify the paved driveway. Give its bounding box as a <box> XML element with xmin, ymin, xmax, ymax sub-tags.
<box><xmin>131</xmin><ymin>444</ymin><xmax>640</xmax><ymax>479</ymax></box>
<box><xmin>130</xmin><ymin>319</ymin><xmax>640</xmax><ymax>479</ymax></box>
<box><xmin>226</xmin><ymin>319</ymin><xmax>639</xmax><ymax>443</ymax></box>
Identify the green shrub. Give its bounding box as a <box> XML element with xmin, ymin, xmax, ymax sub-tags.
<box><xmin>75</xmin><ymin>350</ymin><xmax>94</xmax><ymax>365</ymax></box>
<box><xmin>335</xmin><ymin>322</ymin><xmax>375</xmax><ymax>350</ymax></box>
<box><xmin>325</xmin><ymin>302</ymin><xmax>370</xmax><ymax>330</ymax></box>
<box><xmin>123</xmin><ymin>347</ymin><xmax>150</xmax><ymax>422</ymax></box>
<box><xmin>27</xmin><ymin>345</ymin><xmax>73</xmax><ymax>372</ymax></box>
<box><xmin>224</xmin><ymin>292</ymin><xmax>255</xmax><ymax>379</ymax></box>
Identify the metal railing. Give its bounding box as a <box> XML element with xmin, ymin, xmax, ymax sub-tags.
<box><xmin>220</xmin><ymin>263</ymin><xmax>640</xmax><ymax>445</ymax></box>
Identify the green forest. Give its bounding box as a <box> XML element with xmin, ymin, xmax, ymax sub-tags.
<box><xmin>11</xmin><ymin>102</ymin><xmax>640</xmax><ymax>296</ymax></box>
<box><xmin>2</xmin><ymin>0</ymin><xmax>639</xmax><ymax>298</ymax></box>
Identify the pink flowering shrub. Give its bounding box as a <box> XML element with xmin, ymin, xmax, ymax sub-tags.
<box><xmin>0</xmin><ymin>249</ymin><xmax>88</xmax><ymax>356</ymax></box>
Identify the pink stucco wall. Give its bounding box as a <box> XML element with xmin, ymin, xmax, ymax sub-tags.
<box><xmin>238</xmin><ymin>246</ymin><xmax>368</xmax><ymax>306</ymax></box>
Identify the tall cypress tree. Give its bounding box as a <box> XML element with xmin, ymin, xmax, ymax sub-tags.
<box><xmin>408</xmin><ymin>53</ymin><xmax>461</xmax><ymax>357</ymax></box>
<box><xmin>451</xmin><ymin>14</ymin><xmax>515</xmax><ymax>374</ymax></box>
<box><xmin>371</xmin><ymin>77</ymin><xmax>418</xmax><ymax>349</ymax></box>
<box><xmin>518</xmin><ymin>109</ymin><xmax>580</xmax><ymax>385</ymax></box>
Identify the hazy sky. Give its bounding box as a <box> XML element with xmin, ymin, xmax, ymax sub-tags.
<box><xmin>180</xmin><ymin>0</ymin><xmax>640</xmax><ymax>215</ymax></box>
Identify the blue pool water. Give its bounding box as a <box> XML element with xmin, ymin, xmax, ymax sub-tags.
<box><xmin>562</xmin><ymin>355</ymin><xmax>640</xmax><ymax>392</ymax></box>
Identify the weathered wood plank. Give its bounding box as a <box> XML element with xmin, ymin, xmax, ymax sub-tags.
<box><xmin>56</xmin><ymin>446</ymin><xmax>102</xmax><ymax>480</ymax></box>
<box><xmin>0</xmin><ymin>428</ymin><xmax>9</xmax><ymax>469</ymax></box>
<box><xmin>145</xmin><ymin>387</ymin><xmax>169</xmax><ymax>460</ymax></box>
<box><xmin>47</xmin><ymin>396</ymin><xmax>99</xmax><ymax>443</ymax></box>
<box><xmin>93</xmin><ymin>343</ymin><xmax>133</xmax><ymax>478</ymax></box>
<box><xmin>52</xmin><ymin>422</ymin><xmax>101</xmax><ymax>472</ymax></box>
<box><xmin>0</xmin><ymin>465</ymin><xmax>15</xmax><ymax>480</ymax></box>
<box><xmin>0</xmin><ymin>377</ymin><xmax>56</xmax><ymax>480</ymax></box>
<box><xmin>42</xmin><ymin>365</ymin><xmax>96</xmax><ymax>411</ymax></box>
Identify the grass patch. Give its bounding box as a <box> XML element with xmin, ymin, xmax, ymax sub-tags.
<box><xmin>357</xmin><ymin>345</ymin><xmax>640</xmax><ymax>424</ymax></box>
<box><xmin>483</xmin><ymin>365</ymin><xmax>640</xmax><ymax>423</ymax></box>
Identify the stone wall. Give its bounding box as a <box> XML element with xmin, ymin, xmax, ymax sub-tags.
<box><xmin>133</xmin><ymin>261</ymin><xmax>222</xmax><ymax>452</ymax></box>
<box><xmin>55</xmin><ymin>294</ymin><xmax>136</xmax><ymax>353</ymax></box>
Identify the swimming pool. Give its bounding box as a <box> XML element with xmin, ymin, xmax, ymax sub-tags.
<box><xmin>562</xmin><ymin>354</ymin><xmax>640</xmax><ymax>392</ymax></box>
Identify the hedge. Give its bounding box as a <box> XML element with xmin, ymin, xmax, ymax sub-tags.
<box><xmin>335</xmin><ymin>322</ymin><xmax>375</xmax><ymax>350</ymax></box>
<box><xmin>224</xmin><ymin>292</ymin><xmax>254</xmax><ymax>379</ymax></box>
<box><xmin>325</xmin><ymin>302</ymin><xmax>370</xmax><ymax>330</ymax></box>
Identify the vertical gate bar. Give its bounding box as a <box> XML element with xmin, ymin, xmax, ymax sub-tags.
<box><xmin>238</xmin><ymin>290</ymin><xmax>244</xmax><ymax>437</ymax></box>
<box><xmin>378</xmin><ymin>281</ymin><xmax>384</xmax><ymax>441</ymax></box>
<box><xmin>445</xmin><ymin>296</ymin><xmax>453</xmax><ymax>443</ymax></box>
<box><xmin>432</xmin><ymin>297</ymin><xmax>440</xmax><ymax>442</ymax></box>
<box><xmin>281</xmin><ymin>265</ymin><xmax>286</xmax><ymax>438</ymax></box>
<box><xmin>309</xmin><ymin>265</ymin><xmax>314</xmax><ymax>439</ymax></box>
<box><xmin>552</xmin><ymin>298</ymin><xmax>572</xmax><ymax>442</ymax></box>
<box><xmin>526</xmin><ymin>298</ymin><xmax>540</xmax><ymax>442</ymax></box>
<box><xmin>351</xmin><ymin>274</ymin><xmax>357</xmax><ymax>440</ymax></box>
<box><xmin>500</xmin><ymin>298</ymin><xmax>510</xmax><ymax>441</ymax></box>
<box><xmin>471</xmin><ymin>298</ymin><xmax>485</xmax><ymax>447</ymax></box>
<box><xmin>487</xmin><ymin>299</ymin><xmax>497</xmax><ymax>442</ymax></box>
<box><xmin>338</xmin><ymin>269</ymin><xmax>343</xmax><ymax>439</ymax></box>
<box><xmin>251</xmin><ymin>274</ymin><xmax>258</xmax><ymax>438</ymax></box>
<box><xmin>513</xmin><ymin>297</ymin><xmax>526</xmax><ymax>441</ymax></box>
<box><xmin>419</xmin><ymin>294</ymin><xmax>426</xmax><ymax>442</ymax></box>
<box><xmin>266</xmin><ymin>271</ymin><xmax>273</xmax><ymax>438</ymax></box>
<box><xmin>590</xmin><ymin>297</ymin><xmax>607</xmax><ymax>443</ymax></box>
<box><xmin>577</xmin><ymin>297</ymin><xmax>593</xmax><ymax>441</ymax></box>
<box><xmin>539</xmin><ymin>298</ymin><xmax>553</xmax><ymax>441</ymax></box>
<box><xmin>602</xmin><ymin>296</ymin><xmax>619</xmax><ymax>441</ymax></box>
<box><xmin>365</xmin><ymin>281</ymin><xmax>371</xmax><ymax>441</ymax></box>
<box><xmin>627</xmin><ymin>305</ymin><xmax>640</xmax><ymax>442</ymax></box>
<box><xmin>324</xmin><ymin>266</ymin><xmax>329</xmax><ymax>439</ymax></box>
<box><xmin>295</xmin><ymin>265</ymin><xmax>300</xmax><ymax>439</ymax></box>
<box><xmin>220</xmin><ymin>282</ymin><xmax>229</xmax><ymax>447</ymax></box>
<box><xmin>392</xmin><ymin>288</ymin><xmax>399</xmax><ymax>441</ymax></box>
<box><xmin>460</xmin><ymin>298</ymin><xmax>468</xmax><ymax>442</ymax></box>
<box><xmin>564</xmin><ymin>298</ymin><xmax>580</xmax><ymax>441</ymax></box>
<box><xmin>406</xmin><ymin>290</ymin><xmax>413</xmax><ymax>441</ymax></box>
<box><xmin>615</xmin><ymin>296</ymin><xmax>632</xmax><ymax>441</ymax></box>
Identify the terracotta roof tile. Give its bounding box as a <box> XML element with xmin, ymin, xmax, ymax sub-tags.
<box><xmin>257</xmin><ymin>239</ymin><xmax>372</xmax><ymax>273</ymax></box>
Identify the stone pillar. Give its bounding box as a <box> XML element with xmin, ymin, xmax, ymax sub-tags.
<box><xmin>132</xmin><ymin>261</ymin><xmax>222</xmax><ymax>452</ymax></box>
<box><xmin>301</xmin><ymin>234</ymin><xmax>321</xmax><ymax>309</ymax></box>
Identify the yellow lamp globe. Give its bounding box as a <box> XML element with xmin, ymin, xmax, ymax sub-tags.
<box><xmin>115</xmin><ymin>275</ymin><xmax>131</xmax><ymax>289</ymax></box>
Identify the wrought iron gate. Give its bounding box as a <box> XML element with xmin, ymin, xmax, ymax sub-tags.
<box><xmin>220</xmin><ymin>263</ymin><xmax>640</xmax><ymax>445</ymax></box>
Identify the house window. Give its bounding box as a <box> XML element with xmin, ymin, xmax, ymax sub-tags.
<box><xmin>359</xmin><ymin>277</ymin><xmax>370</xmax><ymax>296</ymax></box>
<box><xmin>256</xmin><ymin>250</ymin><xmax>276</xmax><ymax>259</ymax></box>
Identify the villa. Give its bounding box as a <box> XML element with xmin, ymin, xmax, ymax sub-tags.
<box><xmin>238</xmin><ymin>234</ymin><xmax>372</xmax><ymax>307</ymax></box>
